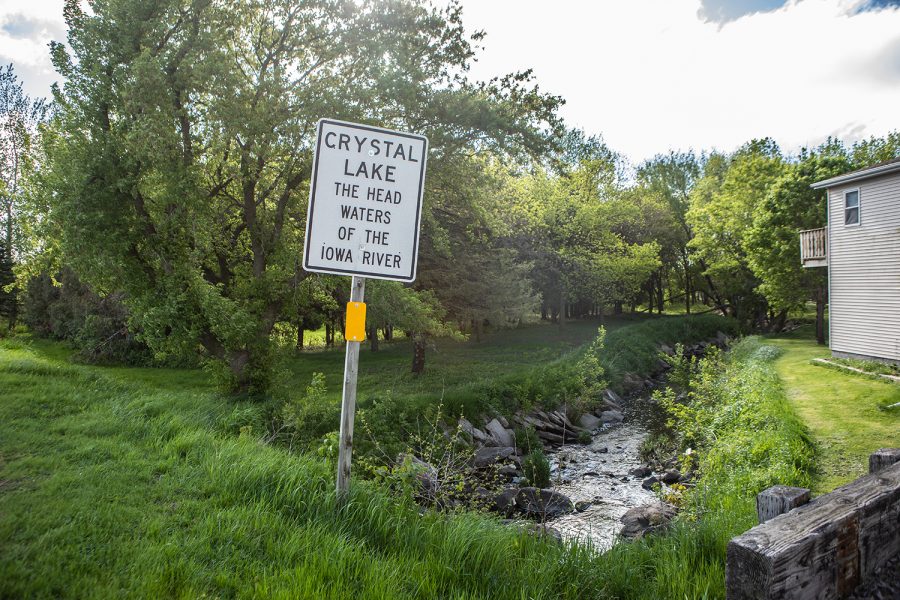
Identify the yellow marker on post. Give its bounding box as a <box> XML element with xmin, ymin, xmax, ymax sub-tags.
<box><xmin>344</xmin><ymin>301</ymin><xmax>367</xmax><ymax>342</ymax></box>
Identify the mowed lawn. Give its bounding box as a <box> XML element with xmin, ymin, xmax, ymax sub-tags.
<box><xmin>767</xmin><ymin>326</ymin><xmax>900</xmax><ymax>495</ymax></box>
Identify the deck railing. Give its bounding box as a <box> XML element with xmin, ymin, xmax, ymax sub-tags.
<box><xmin>799</xmin><ymin>227</ymin><xmax>827</xmax><ymax>264</ymax></box>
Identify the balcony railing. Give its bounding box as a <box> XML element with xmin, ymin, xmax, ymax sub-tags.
<box><xmin>800</xmin><ymin>227</ymin><xmax>827</xmax><ymax>267</ymax></box>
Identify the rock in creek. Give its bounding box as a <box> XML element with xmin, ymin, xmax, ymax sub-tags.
<box><xmin>660</xmin><ymin>469</ymin><xmax>681</xmax><ymax>484</ymax></box>
<box><xmin>473</xmin><ymin>446</ymin><xmax>515</xmax><ymax>468</ymax></box>
<box><xmin>619</xmin><ymin>501</ymin><xmax>676</xmax><ymax>539</ymax></box>
<box><xmin>494</xmin><ymin>487</ymin><xmax>519</xmax><ymax>516</ymax></box>
<box><xmin>484</xmin><ymin>418</ymin><xmax>515</xmax><ymax>447</ymax></box>
<box><xmin>641</xmin><ymin>476</ymin><xmax>659</xmax><ymax>490</ymax></box>
<box><xmin>578</xmin><ymin>412</ymin><xmax>602</xmax><ymax>430</ymax></box>
<box><xmin>516</xmin><ymin>487</ymin><xmax>575</xmax><ymax>518</ymax></box>
<box><xmin>629</xmin><ymin>466</ymin><xmax>652</xmax><ymax>478</ymax></box>
<box><xmin>459</xmin><ymin>417</ymin><xmax>488</xmax><ymax>444</ymax></box>
<box><xmin>600</xmin><ymin>410</ymin><xmax>624</xmax><ymax>424</ymax></box>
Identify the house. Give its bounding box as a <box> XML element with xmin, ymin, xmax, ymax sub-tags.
<box><xmin>801</xmin><ymin>157</ymin><xmax>900</xmax><ymax>364</ymax></box>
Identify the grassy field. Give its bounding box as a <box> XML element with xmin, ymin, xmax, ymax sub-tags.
<box><xmin>766</xmin><ymin>326</ymin><xmax>900</xmax><ymax>494</ymax></box>
<box><xmin>0</xmin><ymin>314</ymin><xmax>749</xmax><ymax>599</ymax></box>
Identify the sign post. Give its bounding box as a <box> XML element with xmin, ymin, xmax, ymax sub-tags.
<box><xmin>303</xmin><ymin>119</ymin><xmax>428</xmax><ymax>500</ymax></box>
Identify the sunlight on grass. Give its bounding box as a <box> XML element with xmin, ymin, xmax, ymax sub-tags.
<box><xmin>767</xmin><ymin>326</ymin><xmax>900</xmax><ymax>495</ymax></box>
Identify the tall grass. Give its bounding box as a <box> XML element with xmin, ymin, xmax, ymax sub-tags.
<box><xmin>0</xmin><ymin>325</ymin><xmax>808</xmax><ymax>599</ymax></box>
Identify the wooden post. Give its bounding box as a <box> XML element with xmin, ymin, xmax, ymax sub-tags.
<box><xmin>336</xmin><ymin>276</ymin><xmax>365</xmax><ymax>501</ymax></box>
<box><xmin>756</xmin><ymin>485</ymin><xmax>811</xmax><ymax>524</ymax></box>
<box><xmin>869</xmin><ymin>448</ymin><xmax>900</xmax><ymax>474</ymax></box>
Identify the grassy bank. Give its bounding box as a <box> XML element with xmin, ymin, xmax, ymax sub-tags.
<box><xmin>1</xmin><ymin>315</ymin><xmax>761</xmax><ymax>599</ymax></box>
<box><xmin>607</xmin><ymin>336</ymin><xmax>815</xmax><ymax>599</ymax></box>
<box><xmin>766</xmin><ymin>326</ymin><xmax>900</xmax><ymax>494</ymax></box>
<box><xmin>0</xmin><ymin>337</ymin><xmax>605</xmax><ymax>599</ymax></box>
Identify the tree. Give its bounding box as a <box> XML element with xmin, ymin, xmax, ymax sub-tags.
<box><xmin>0</xmin><ymin>64</ymin><xmax>48</xmax><ymax>327</ymax></box>
<box><xmin>746</xmin><ymin>144</ymin><xmax>851</xmax><ymax>344</ymax></box>
<box><xmin>688</xmin><ymin>139</ymin><xmax>787</xmax><ymax>327</ymax></box>
<box><xmin>42</xmin><ymin>0</ymin><xmax>561</xmax><ymax>394</ymax></box>
<box><xmin>502</xmin><ymin>145</ymin><xmax>659</xmax><ymax>324</ymax></box>
<box><xmin>0</xmin><ymin>238</ymin><xmax>14</xmax><ymax>325</ymax></box>
<box><xmin>636</xmin><ymin>151</ymin><xmax>713</xmax><ymax>313</ymax></box>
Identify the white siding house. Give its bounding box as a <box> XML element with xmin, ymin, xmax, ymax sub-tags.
<box><xmin>805</xmin><ymin>158</ymin><xmax>900</xmax><ymax>364</ymax></box>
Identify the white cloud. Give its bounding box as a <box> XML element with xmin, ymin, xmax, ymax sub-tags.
<box><xmin>461</xmin><ymin>0</ymin><xmax>900</xmax><ymax>163</ymax></box>
<box><xmin>2</xmin><ymin>0</ymin><xmax>898</xmax><ymax>164</ymax></box>
<box><xmin>0</xmin><ymin>0</ymin><xmax>65</xmax><ymax>99</ymax></box>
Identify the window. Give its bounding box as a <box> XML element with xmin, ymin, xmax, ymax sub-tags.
<box><xmin>844</xmin><ymin>189</ymin><xmax>860</xmax><ymax>225</ymax></box>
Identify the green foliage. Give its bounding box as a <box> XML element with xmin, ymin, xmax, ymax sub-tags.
<box><xmin>279</xmin><ymin>372</ymin><xmax>337</xmax><ymax>448</ymax></box>
<box><xmin>40</xmin><ymin>0</ymin><xmax>562</xmax><ymax>395</ymax></box>
<box><xmin>658</xmin><ymin>336</ymin><xmax>814</xmax><ymax>513</ymax></box>
<box><xmin>601</xmin><ymin>313</ymin><xmax>739</xmax><ymax>391</ymax></box>
<box><xmin>688</xmin><ymin>139</ymin><xmax>787</xmax><ymax>326</ymax></box>
<box><xmin>523</xmin><ymin>449</ymin><xmax>551</xmax><ymax>489</ymax></box>
<box><xmin>514</xmin><ymin>425</ymin><xmax>542</xmax><ymax>453</ymax></box>
<box><xmin>22</xmin><ymin>270</ymin><xmax>158</xmax><ymax>366</ymax></box>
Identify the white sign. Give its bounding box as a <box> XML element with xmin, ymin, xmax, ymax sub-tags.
<box><xmin>303</xmin><ymin>119</ymin><xmax>428</xmax><ymax>282</ymax></box>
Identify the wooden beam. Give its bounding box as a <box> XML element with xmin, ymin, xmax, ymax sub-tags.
<box><xmin>726</xmin><ymin>461</ymin><xmax>900</xmax><ymax>599</ymax></box>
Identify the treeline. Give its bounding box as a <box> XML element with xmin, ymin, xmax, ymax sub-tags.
<box><xmin>1</xmin><ymin>0</ymin><xmax>898</xmax><ymax>396</ymax></box>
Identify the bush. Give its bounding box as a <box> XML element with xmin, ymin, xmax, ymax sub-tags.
<box><xmin>657</xmin><ymin>336</ymin><xmax>813</xmax><ymax>513</ymax></box>
<box><xmin>523</xmin><ymin>448</ymin><xmax>551</xmax><ymax>488</ymax></box>
<box><xmin>601</xmin><ymin>314</ymin><xmax>738</xmax><ymax>392</ymax></box>
<box><xmin>22</xmin><ymin>270</ymin><xmax>158</xmax><ymax>366</ymax></box>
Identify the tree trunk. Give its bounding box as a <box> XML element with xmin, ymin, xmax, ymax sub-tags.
<box><xmin>369</xmin><ymin>326</ymin><xmax>379</xmax><ymax>351</ymax></box>
<box><xmin>614</xmin><ymin>301</ymin><xmax>622</xmax><ymax>315</ymax></box>
<box><xmin>683</xmin><ymin>255</ymin><xmax>692</xmax><ymax>315</ymax></box>
<box><xmin>558</xmin><ymin>287</ymin><xmax>566</xmax><ymax>327</ymax></box>
<box><xmin>815</xmin><ymin>284</ymin><xmax>827</xmax><ymax>345</ymax></box>
<box><xmin>296</xmin><ymin>325</ymin><xmax>304</xmax><ymax>350</ymax></box>
<box><xmin>656</xmin><ymin>272</ymin><xmax>665</xmax><ymax>315</ymax></box>
<box><xmin>411</xmin><ymin>333</ymin><xmax>426</xmax><ymax>375</ymax></box>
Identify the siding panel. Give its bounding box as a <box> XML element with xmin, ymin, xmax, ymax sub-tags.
<box><xmin>828</xmin><ymin>171</ymin><xmax>900</xmax><ymax>362</ymax></box>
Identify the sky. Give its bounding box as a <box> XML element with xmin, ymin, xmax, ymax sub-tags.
<box><xmin>1</xmin><ymin>0</ymin><xmax>898</xmax><ymax>165</ymax></box>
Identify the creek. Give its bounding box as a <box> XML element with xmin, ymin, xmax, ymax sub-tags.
<box><xmin>544</xmin><ymin>388</ymin><xmax>673</xmax><ymax>549</ymax></box>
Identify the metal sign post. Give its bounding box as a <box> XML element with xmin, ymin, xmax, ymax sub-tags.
<box><xmin>336</xmin><ymin>275</ymin><xmax>365</xmax><ymax>498</ymax></box>
<box><xmin>302</xmin><ymin>118</ymin><xmax>428</xmax><ymax>501</ymax></box>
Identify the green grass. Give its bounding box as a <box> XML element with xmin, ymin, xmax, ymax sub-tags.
<box><xmin>826</xmin><ymin>356</ymin><xmax>900</xmax><ymax>378</ymax></box>
<box><xmin>766</xmin><ymin>326</ymin><xmax>900</xmax><ymax>495</ymax></box>
<box><xmin>0</xmin><ymin>315</ymin><xmax>749</xmax><ymax>599</ymax></box>
<box><xmin>600</xmin><ymin>314</ymin><xmax>738</xmax><ymax>391</ymax></box>
<box><xmin>0</xmin><ymin>336</ymin><xmax>611</xmax><ymax>599</ymax></box>
<box><xmin>630</xmin><ymin>336</ymin><xmax>815</xmax><ymax>599</ymax></box>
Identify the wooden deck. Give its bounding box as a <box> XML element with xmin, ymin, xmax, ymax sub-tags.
<box><xmin>800</xmin><ymin>227</ymin><xmax>827</xmax><ymax>268</ymax></box>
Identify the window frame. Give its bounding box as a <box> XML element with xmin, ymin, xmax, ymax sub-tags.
<box><xmin>843</xmin><ymin>188</ymin><xmax>861</xmax><ymax>227</ymax></box>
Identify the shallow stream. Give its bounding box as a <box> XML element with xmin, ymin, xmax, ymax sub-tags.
<box><xmin>546</xmin><ymin>422</ymin><xmax>657</xmax><ymax>549</ymax></box>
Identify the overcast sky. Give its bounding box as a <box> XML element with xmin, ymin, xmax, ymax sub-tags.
<box><xmin>2</xmin><ymin>0</ymin><xmax>898</xmax><ymax>164</ymax></box>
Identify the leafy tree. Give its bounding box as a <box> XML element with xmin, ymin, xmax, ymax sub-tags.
<box><xmin>746</xmin><ymin>145</ymin><xmax>851</xmax><ymax>344</ymax></box>
<box><xmin>688</xmin><ymin>140</ymin><xmax>787</xmax><ymax>327</ymax></box>
<box><xmin>365</xmin><ymin>279</ymin><xmax>457</xmax><ymax>373</ymax></box>
<box><xmin>0</xmin><ymin>64</ymin><xmax>48</xmax><ymax>327</ymax></box>
<box><xmin>0</xmin><ymin>64</ymin><xmax>47</xmax><ymax>258</ymax></box>
<box><xmin>0</xmin><ymin>239</ymin><xmax>14</xmax><ymax>325</ymax></box>
<box><xmin>42</xmin><ymin>0</ymin><xmax>561</xmax><ymax>394</ymax></box>
<box><xmin>636</xmin><ymin>151</ymin><xmax>721</xmax><ymax>314</ymax></box>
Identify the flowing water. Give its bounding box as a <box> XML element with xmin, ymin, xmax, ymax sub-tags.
<box><xmin>546</xmin><ymin>422</ymin><xmax>657</xmax><ymax>550</ymax></box>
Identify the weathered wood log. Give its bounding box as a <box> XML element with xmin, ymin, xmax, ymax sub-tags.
<box><xmin>726</xmin><ymin>461</ymin><xmax>900</xmax><ymax>600</ymax></box>
<box><xmin>756</xmin><ymin>486</ymin><xmax>810</xmax><ymax>524</ymax></box>
<box><xmin>868</xmin><ymin>448</ymin><xmax>900</xmax><ymax>474</ymax></box>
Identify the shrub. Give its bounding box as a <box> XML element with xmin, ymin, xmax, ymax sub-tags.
<box><xmin>523</xmin><ymin>448</ymin><xmax>551</xmax><ymax>488</ymax></box>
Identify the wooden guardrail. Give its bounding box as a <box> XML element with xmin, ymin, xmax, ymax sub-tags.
<box><xmin>800</xmin><ymin>227</ymin><xmax>827</xmax><ymax>264</ymax></box>
<box><xmin>726</xmin><ymin>449</ymin><xmax>900</xmax><ymax>599</ymax></box>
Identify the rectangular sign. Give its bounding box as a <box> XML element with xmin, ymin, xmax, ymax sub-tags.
<box><xmin>303</xmin><ymin>119</ymin><xmax>428</xmax><ymax>282</ymax></box>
